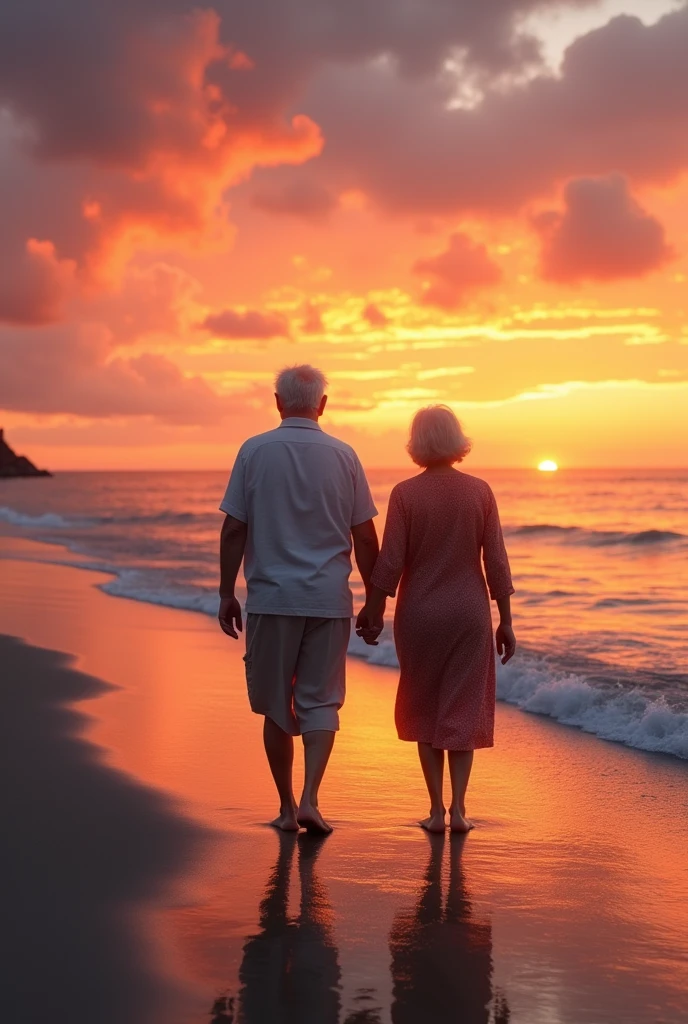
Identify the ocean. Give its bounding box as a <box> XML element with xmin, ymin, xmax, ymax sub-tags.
<box><xmin>1</xmin><ymin>467</ymin><xmax>687</xmax><ymax>759</ymax></box>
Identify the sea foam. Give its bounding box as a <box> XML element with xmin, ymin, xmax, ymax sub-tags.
<box><xmin>0</xmin><ymin>506</ymin><xmax>72</xmax><ymax>529</ymax></box>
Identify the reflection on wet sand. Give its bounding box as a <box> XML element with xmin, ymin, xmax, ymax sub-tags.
<box><xmin>210</xmin><ymin>829</ymin><xmax>509</xmax><ymax>1024</ymax></box>
<box><xmin>390</xmin><ymin>833</ymin><xmax>509</xmax><ymax>1024</ymax></box>
<box><xmin>236</xmin><ymin>832</ymin><xmax>341</xmax><ymax>1023</ymax></box>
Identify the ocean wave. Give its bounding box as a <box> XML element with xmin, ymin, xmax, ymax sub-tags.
<box><xmin>3</xmin><ymin>521</ymin><xmax>686</xmax><ymax>760</ymax></box>
<box><xmin>99</xmin><ymin>570</ymin><xmax>221</xmax><ymax>616</ymax></box>
<box><xmin>497</xmin><ymin>658</ymin><xmax>688</xmax><ymax>759</ymax></box>
<box><xmin>508</xmin><ymin>524</ymin><xmax>685</xmax><ymax>547</ymax></box>
<box><xmin>0</xmin><ymin>506</ymin><xmax>73</xmax><ymax>529</ymax></box>
<box><xmin>348</xmin><ymin>636</ymin><xmax>688</xmax><ymax>760</ymax></box>
<box><xmin>0</xmin><ymin>505</ymin><xmax>213</xmax><ymax>532</ymax></box>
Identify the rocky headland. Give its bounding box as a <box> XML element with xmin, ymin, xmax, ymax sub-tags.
<box><xmin>0</xmin><ymin>430</ymin><xmax>52</xmax><ymax>478</ymax></box>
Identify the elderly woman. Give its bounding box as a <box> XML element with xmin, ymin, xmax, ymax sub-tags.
<box><xmin>357</xmin><ymin>406</ymin><xmax>516</xmax><ymax>833</ymax></box>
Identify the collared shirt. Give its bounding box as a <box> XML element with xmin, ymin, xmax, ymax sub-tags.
<box><xmin>220</xmin><ymin>418</ymin><xmax>378</xmax><ymax>617</ymax></box>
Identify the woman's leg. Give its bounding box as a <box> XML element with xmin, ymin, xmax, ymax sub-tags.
<box><xmin>417</xmin><ymin>742</ymin><xmax>446</xmax><ymax>832</ymax></box>
<box><xmin>448</xmin><ymin>750</ymin><xmax>475</xmax><ymax>833</ymax></box>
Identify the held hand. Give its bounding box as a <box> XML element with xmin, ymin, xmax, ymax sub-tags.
<box><xmin>496</xmin><ymin>622</ymin><xmax>516</xmax><ymax>665</ymax></box>
<box><xmin>355</xmin><ymin>604</ymin><xmax>384</xmax><ymax>646</ymax></box>
<box><xmin>219</xmin><ymin>595</ymin><xmax>243</xmax><ymax>639</ymax></box>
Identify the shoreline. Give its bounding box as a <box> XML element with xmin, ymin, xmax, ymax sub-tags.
<box><xmin>1</xmin><ymin>633</ymin><xmax>211</xmax><ymax>1024</ymax></box>
<box><xmin>1</xmin><ymin>535</ymin><xmax>687</xmax><ymax>1022</ymax></box>
<box><xmin>2</xmin><ymin>530</ymin><xmax>687</xmax><ymax>762</ymax></box>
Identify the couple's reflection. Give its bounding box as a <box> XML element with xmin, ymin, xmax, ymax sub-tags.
<box><xmin>232</xmin><ymin>830</ymin><xmax>507</xmax><ymax>1024</ymax></box>
<box><xmin>237</xmin><ymin>831</ymin><xmax>341</xmax><ymax>1023</ymax></box>
<box><xmin>390</xmin><ymin>833</ymin><xmax>509</xmax><ymax>1023</ymax></box>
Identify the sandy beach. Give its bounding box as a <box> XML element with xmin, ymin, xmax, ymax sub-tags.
<box><xmin>2</xmin><ymin>534</ymin><xmax>687</xmax><ymax>1024</ymax></box>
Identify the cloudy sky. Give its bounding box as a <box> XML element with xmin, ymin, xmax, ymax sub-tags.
<box><xmin>1</xmin><ymin>0</ymin><xmax>687</xmax><ymax>468</ymax></box>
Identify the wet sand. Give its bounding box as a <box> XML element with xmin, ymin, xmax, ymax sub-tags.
<box><xmin>1</xmin><ymin>535</ymin><xmax>687</xmax><ymax>1024</ymax></box>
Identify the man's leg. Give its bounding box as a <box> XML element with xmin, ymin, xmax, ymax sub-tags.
<box><xmin>297</xmin><ymin>730</ymin><xmax>336</xmax><ymax>834</ymax></box>
<box><xmin>263</xmin><ymin>716</ymin><xmax>299</xmax><ymax>831</ymax></box>
<box><xmin>244</xmin><ymin>614</ymin><xmax>303</xmax><ymax>829</ymax></box>
<box><xmin>293</xmin><ymin>617</ymin><xmax>350</xmax><ymax>835</ymax></box>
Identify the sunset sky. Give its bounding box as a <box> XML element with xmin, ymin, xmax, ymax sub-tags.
<box><xmin>1</xmin><ymin>0</ymin><xmax>687</xmax><ymax>469</ymax></box>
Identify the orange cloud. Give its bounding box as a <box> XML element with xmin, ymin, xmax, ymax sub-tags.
<box><xmin>0</xmin><ymin>7</ymin><xmax>324</xmax><ymax>294</ymax></box>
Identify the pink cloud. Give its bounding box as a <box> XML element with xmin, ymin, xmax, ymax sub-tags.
<box><xmin>201</xmin><ymin>308</ymin><xmax>290</xmax><ymax>339</ymax></box>
<box><xmin>0</xmin><ymin>239</ymin><xmax>76</xmax><ymax>325</ymax></box>
<box><xmin>0</xmin><ymin>324</ymin><xmax>233</xmax><ymax>423</ymax></box>
<box><xmin>299</xmin><ymin>303</ymin><xmax>325</xmax><ymax>335</ymax></box>
<box><xmin>413</xmin><ymin>232</ymin><xmax>502</xmax><ymax>308</ymax></box>
<box><xmin>362</xmin><ymin>302</ymin><xmax>388</xmax><ymax>327</ymax></box>
<box><xmin>535</xmin><ymin>175</ymin><xmax>674</xmax><ymax>283</ymax></box>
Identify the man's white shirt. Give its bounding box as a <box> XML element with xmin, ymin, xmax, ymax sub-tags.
<box><xmin>220</xmin><ymin>418</ymin><xmax>377</xmax><ymax>617</ymax></box>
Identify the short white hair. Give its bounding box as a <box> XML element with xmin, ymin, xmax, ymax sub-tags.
<box><xmin>274</xmin><ymin>364</ymin><xmax>328</xmax><ymax>413</ymax></box>
<box><xmin>407</xmin><ymin>405</ymin><xmax>472</xmax><ymax>467</ymax></box>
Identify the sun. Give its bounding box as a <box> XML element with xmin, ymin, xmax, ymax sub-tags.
<box><xmin>538</xmin><ymin>460</ymin><xmax>558</xmax><ymax>472</ymax></box>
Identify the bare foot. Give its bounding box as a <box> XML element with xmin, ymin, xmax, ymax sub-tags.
<box><xmin>449</xmin><ymin>809</ymin><xmax>474</xmax><ymax>833</ymax></box>
<box><xmin>419</xmin><ymin>809</ymin><xmax>446</xmax><ymax>833</ymax></box>
<box><xmin>297</xmin><ymin>803</ymin><xmax>333</xmax><ymax>835</ymax></box>
<box><xmin>269</xmin><ymin>806</ymin><xmax>299</xmax><ymax>831</ymax></box>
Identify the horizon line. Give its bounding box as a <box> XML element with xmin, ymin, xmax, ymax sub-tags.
<box><xmin>33</xmin><ymin>464</ymin><xmax>688</xmax><ymax>474</ymax></box>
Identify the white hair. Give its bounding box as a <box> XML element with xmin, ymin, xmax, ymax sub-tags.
<box><xmin>407</xmin><ymin>405</ymin><xmax>472</xmax><ymax>467</ymax></box>
<box><xmin>274</xmin><ymin>364</ymin><xmax>328</xmax><ymax>413</ymax></box>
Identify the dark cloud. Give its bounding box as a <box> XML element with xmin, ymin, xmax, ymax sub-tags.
<box><xmin>0</xmin><ymin>325</ymin><xmax>231</xmax><ymax>422</ymax></box>
<box><xmin>413</xmin><ymin>232</ymin><xmax>502</xmax><ymax>308</ymax></box>
<box><xmin>218</xmin><ymin>0</ymin><xmax>554</xmax><ymax>91</ymax></box>
<box><xmin>251</xmin><ymin>176</ymin><xmax>338</xmax><ymax>220</ymax></box>
<box><xmin>295</xmin><ymin>7</ymin><xmax>688</xmax><ymax>216</ymax></box>
<box><xmin>535</xmin><ymin>175</ymin><xmax>674</xmax><ymax>282</ymax></box>
<box><xmin>201</xmin><ymin>308</ymin><xmax>290</xmax><ymax>339</ymax></box>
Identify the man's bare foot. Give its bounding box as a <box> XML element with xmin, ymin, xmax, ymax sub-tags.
<box><xmin>269</xmin><ymin>806</ymin><xmax>299</xmax><ymax>831</ymax></box>
<box><xmin>419</xmin><ymin>809</ymin><xmax>446</xmax><ymax>833</ymax></box>
<box><xmin>297</xmin><ymin>802</ymin><xmax>333</xmax><ymax>835</ymax></box>
<box><xmin>449</xmin><ymin>809</ymin><xmax>474</xmax><ymax>833</ymax></box>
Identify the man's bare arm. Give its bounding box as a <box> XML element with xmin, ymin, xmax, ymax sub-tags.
<box><xmin>351</xmin><ymin>518</ymin><xmax>379</xmax><ymax>595</ymax></box>
<box><xmin>219</xmin><ymin>514</ymin><xmax>248</xmax><ymax>638</ymax></box>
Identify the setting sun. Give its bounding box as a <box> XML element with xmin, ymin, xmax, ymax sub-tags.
<box><xmin>538</xmin><ymin>460</ymin><xmax>559</xmax><ymax>472</ymax></box>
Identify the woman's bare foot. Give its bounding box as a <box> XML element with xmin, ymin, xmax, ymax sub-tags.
<box><xmin>419</xmin><ymin>809</ymin><xmax>446</xmax><ymax>833</ymax></box>
<box><xmin>297</xmin><ymin>802</ymin><xmax>333</xmax><ymax>835</ymax></box>
<box><xmin>269</xmin><ymin>805</ymin><xmax>299</xmax><ymax>831</ymax></box>
<box><xmin>449</xmin><ymin>808</ymin><xmax>474</xmax><ymax>833</ymax></box>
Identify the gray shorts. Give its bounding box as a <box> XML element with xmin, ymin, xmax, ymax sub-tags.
<box><xmin>244</xmin><ymin>614</ymin><xmax>351</xmax><ymax>736</ymax></box>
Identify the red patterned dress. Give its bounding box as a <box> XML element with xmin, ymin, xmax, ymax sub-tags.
<box><xmin>371</xmin><ymin>471</ymin><xmax>514</xmax><ymax>751</ymax></box>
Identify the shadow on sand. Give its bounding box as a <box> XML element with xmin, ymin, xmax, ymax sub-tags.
<box><xmin>0</xmin><ymin>635</ymin><xmax>209</xmax><ymax>1024</ymax></box>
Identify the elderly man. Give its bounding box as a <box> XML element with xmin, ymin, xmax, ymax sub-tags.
<box><xmin>218</xmin><ymin>365</ymin><xmax>380</xmax><ymax>833</ymax></box>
